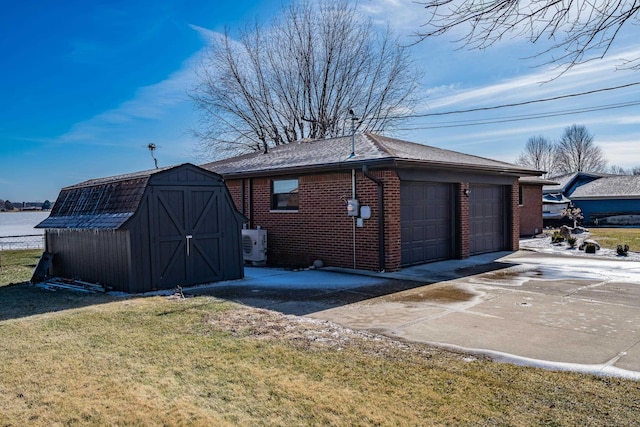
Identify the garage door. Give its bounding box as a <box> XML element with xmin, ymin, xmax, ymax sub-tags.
<box><xmin>469</xmin><ymin>184</ymin><xmax>505</xmax><ymax>255</ymax></box>
<box><xmin>401</xmin><ymin>182</ymin><xmax>453</xmax><ymax>266</ymax></box>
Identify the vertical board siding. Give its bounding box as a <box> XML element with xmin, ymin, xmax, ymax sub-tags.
<box><xmin>128</xmin><ymin>197</ymin><xmax>152</xmax><ymax>293</ymax></box>
<box><xmin>47</xmin><ymin>229</ymin><xmax>131</xmax><ymax>291</ymax></box>
<box><xmin>573</xmin><ymin>199</ymin><xmax>640</xmax><ymax>224</ymax></box>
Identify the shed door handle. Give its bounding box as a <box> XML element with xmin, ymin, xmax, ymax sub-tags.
<box><xmin>186</xmin><ymin>235</ymin><xmax>193</xmax><ymax>256</ymax></box>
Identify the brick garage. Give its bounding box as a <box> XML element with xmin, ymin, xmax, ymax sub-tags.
<box><xmin>203</xmin><ymin>133</ymin><xmax>540</xmax><ymax>272</ymax></box>
<box><xmin>519</xmin><ymin>177</ymin><xmax>558</xmax><ymax>237</ymax></box>
<box><xmin>225</xmin><ymin>170</ymin><xmax>400</xmax><ymax>271</ymax></box>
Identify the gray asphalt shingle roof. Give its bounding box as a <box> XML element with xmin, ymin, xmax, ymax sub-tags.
<box><xmin>570</xmin><ymin>175</ymin><xmax>640</xmax><ymax>199</ymax></box>
<box><xmin>201</xmin><ymin>133</ymin><xmax>540</xmax><ymax>177</ymax></box>
<box><xmin>519</xmin><ymin>176</ymin><xmax>559</xmax><ymax>185</ymax></box>
<box><xmin>543</xmin><ymin>173</ymin><xmax>577</xmax><ymax>192</ymax></box>
<box><xmin>543</xmin><ymin>172</ymin><xmax>612</xmax><ymax>193</ymax></box>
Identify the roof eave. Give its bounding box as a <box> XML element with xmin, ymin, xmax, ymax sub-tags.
<box><xmin>213</xmin><ymin>157</ymin><xmax>541</xmax><ymax>179</ymax></box>
<box><xmin>214</xmin><ymin>158</ymin><xmax>395</xmax><ymax>179</ymax></box>
<box><xmin>391</xmin><ymin>158</ymin><xmax>541</xmax><ymax>176</ymax></box>
<box><xmin>571</xmin><ymin>195</ymin><xmax>640</xmax><ymax>200</ymax></box>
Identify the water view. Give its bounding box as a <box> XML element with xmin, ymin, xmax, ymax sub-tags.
<box><xmin>0</xmin><ymin>211</ymin><xmax>49</xmax><ymax>236</ymax></box>
<box><xmin>0</xmin><ymin>211</ymin><xmax>49</xmax><ymax>249</ymax></box>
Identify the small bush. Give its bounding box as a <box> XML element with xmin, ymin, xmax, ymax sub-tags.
<box><xmin>617</xmin><ymin>244</ymin><xmax>630</xmax><ymax>256</ymax></box>
<box><xmin>584</xmin><ymin>243</ymin><xmax>598</xmax><ymax>254</ymax></box>
<box><xmin>551</xmin><ymin>231</ymin><xmax>565</xmax><ymax>243</ymax></box>
<box><xmin>567</xmin><ymin>236</ymin><xmax>577</xmax><ymax>248</ymax></box>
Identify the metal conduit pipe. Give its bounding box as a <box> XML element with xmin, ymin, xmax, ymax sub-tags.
<box><xmin>362</xmin><ymin>165</ymin><xmax>385</xmax><ymax>272</ymax></box>
<box><xmin>240</xmin><ymin>178</ymin><xmax>246</xmax><ymax>217</ymax></box>
<box><xmin>248</xmin><ymin>178</ymin><xmax>253</xmax><ymax>229</ymax></box>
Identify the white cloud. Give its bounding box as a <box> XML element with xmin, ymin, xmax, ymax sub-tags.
<box><xmin>58</xmin><ymin>59</ymin><xmax>198</xmax><ymax>145</ymax></box>
<box><xmin>420</xmin><ymin>45</ymin><xmax>640</xmax><ymax>112</ymax></box>
<box><xmin>598</xmin><ymin>137</ymin><xmax>640</xmax><ymax>168</ymax></box>
<box><xmin>359</xmin><ymin>0</ymin><xmax>425</xmax><ymax>34</ymax></box>
<box><xmin>614</xmin><ymin>114</ymin><xmax>640</xmax><ymax>125</ymax></box>
<box><xmin>189</xmin><ymin>24</ymin><xmax>216</xmax><ymax>43</ymax></box>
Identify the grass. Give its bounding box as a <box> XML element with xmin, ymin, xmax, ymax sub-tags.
<box><xmin>2</xmin><ymin>247</ymin><xmax>640</xmax><ymax>425</ymax></box>
<box><xmin>0</xmin><ymin>249</ymin><xmax>41</xmax><ymax>286</ymax></box>
<box><xmin>588</xmin><ymin>228</ymin><xmax>640</xmax><ymax>252</ymax></box>
<box><xmin>1</xmin><ymin>284</ymin><xmax>639</xmax><ymax>426</ymax></box>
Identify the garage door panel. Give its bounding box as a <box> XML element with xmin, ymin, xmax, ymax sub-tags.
<box><xmin>401</xmin><ymin>182</ymin><xmax>454</xmax><ymax>266</ymax></box>
<box><xmin>469</xmin><ymin>184</ymin><xmax>505</xmax><ymax>255</ymax></box>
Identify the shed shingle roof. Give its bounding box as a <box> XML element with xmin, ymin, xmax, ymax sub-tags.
<box><xmin>201</xmin><ymin>132</ymin><xmax>540</xmax><ymax>177</ymax></box>
<box><xmin>38</xmin><ymin>165</ymin><xmax>179</xmax><ymax>229</ymax></box>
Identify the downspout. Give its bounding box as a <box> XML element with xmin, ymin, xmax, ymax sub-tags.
<box><xmin>362</xmin><ymin>165</ymin><xmax>385</xmax><ymax>272</ymax></box>
<box><xmin>352</xmin><ymin>168</ymin><xmax>356</xmax><ymax>270</ymax></box>
<box><xmin>240</xmin><ymin>178</ymin><xmax>246</xmax><ymax>217</ymax></box>
<box><xmin>248</xmin><ymin>178</ymin><xmax>253</xmax><ymax>229</ymax></box>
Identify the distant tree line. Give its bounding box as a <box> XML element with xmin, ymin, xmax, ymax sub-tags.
<box><xmin>609</xmin><ymin>165</ymin><xmax>640</xmax><ymax>176</ymax></box>
<box><xmin>0</xmin><ymin>200</ymin><xmax>51</xmax><ymax>212</ymax></box>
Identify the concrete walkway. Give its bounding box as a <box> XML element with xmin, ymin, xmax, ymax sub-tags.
<box><xmin>190</xmin><ymin>250</ymin><xmax>640</xmax><ymax>379</ymax></box>
<box><xmin>312</xmin><ymin>251</ymin><xmax>640</xmax><ymax>379</ymax></box>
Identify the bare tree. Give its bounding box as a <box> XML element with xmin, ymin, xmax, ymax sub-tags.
<box><xmin>612</xmin><ymin>165</ymin><xmax>640</xmax><ymax>175</ymax></box>
<box><xmin>516</xmin><ymin>135</ymin><xmax>556</xmax><ymax>177</ymax></box>
<box><xmin>555</xmin><ymin>125</ymin><xmax>607</xmax><ymax>174</ymax></box>
<box><xmin>609</xmin><ymin>165</ymin><xmax>629</xmax><ymax>175</ymax></box>
<box><xmin>415</xmin><ymin>0</ymin><xmax>640</xmax><ymax>72</ymax></box>
<box><xmin>191</xmin><ymin>0</ymin><xmax>421</xmax><ymax>157</ymax></box>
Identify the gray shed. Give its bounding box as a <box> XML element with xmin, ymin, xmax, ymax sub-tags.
<box><xmin>37</xmin><ymin>163</ymin><xmax>245</xmax><ymax>293</ymax></box>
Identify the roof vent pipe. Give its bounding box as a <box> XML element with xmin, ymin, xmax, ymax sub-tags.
<box><xmin>348</xmin><ymin>109</ymin><xmax>358</xmax><ymax>158</ymax></box>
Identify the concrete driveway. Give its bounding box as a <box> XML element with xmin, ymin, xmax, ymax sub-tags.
<box><xmin>190</xmin><ymin>251</ymin><xmax>640</xmax><ymax>379</ymax></box>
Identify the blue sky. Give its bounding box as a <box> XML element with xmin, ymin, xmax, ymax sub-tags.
<box><xmin>2</xmin><ymin>0</ymin><xmax>639</xmax><ymax>202</ymax></box>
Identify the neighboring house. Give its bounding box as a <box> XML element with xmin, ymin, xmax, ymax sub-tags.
<box><xmin>542</xmin><ymin>172</ymin><xmax>609</xmax><ymax>221</ymax></box>
<box><xmin>541</xmin><ymin>172</ymin><xmax>640</xmax><ymax>225</ymax></box>
<box><xmin>519</xmin><ymin>177</ymin><xmax>558</xmax><ymax>236</ymax></box>
<box><xmin>37</xmin><ymin>164</ymin><xmax>245</xmax><ymax>292</ymax></box>
<box><xmin>202</xmin><ymin>133</ymin><xmax>540</xmax><ymax>272</ymax></box>
<box><xmin>570</xmin><ymin>175</ymin><xmax>640</xmax><ymax>225</ymax></box>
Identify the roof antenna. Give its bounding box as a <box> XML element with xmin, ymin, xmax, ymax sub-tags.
<box><xmin>148</xmin><ymin>143</ymin><xmax>159</xmax><ymax>169</ymax></box>
<box><xmin>348</xmin><ymin>109</ymin><xmax>358</xmax><ymax>158</ymax></box>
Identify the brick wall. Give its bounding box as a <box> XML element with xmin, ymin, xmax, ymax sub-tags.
<box><xmin>226</xmin><ymin>171</ymin><xmax>520</xmax><ymax>271</ymax></box>
<box><xmin>226</xmin><ymin>170</ymin><xmax>402</xmax><ymax>271</ymax></box>
<box><xmin>382</xmin><ymin>172</ymin><xmax>401</xmax><ymax>272</ymax></box>
<box><xmin>510</xmin><ymin>181</ymin><xmax>520</xmax><ymax>251</ymax></box>
<box><xmin>457</xmin><ymin>183</ymin><xmax>470</xmax><ymax>259</ymax></box>
<box><xmin>519</xmin><ymin>184</ymin><xmax>543</xmax><ymax>236</ymax></box>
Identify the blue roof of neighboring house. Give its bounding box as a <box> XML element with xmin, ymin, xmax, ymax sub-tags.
<box><xmin>570</xmin><ymin>175</ymin><xmax>640</xmax><ymax>200</ymax></box>
<box><xmin>543</xmin><ymin>193</ymin><xmax>571</xmax><ymax>204</ymax></box>
<box><xmin>543</xmin><ymin>172</ymin><xmax>611</xmax><ymax>196</ymax></box>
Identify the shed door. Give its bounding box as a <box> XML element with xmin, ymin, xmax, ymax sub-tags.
<box><xmin>401</xmin><ymin>182</ymin><xmax>454</xmax><ymax>266</ymax></box>
<box><xmin>153</xmin><ymin>186</ymin><xmax>223</xmax><ymax>289</ymax></box>
<box><xmin>469</xmin><ymin>184</ymin><xmax>506</xmax><ymax>255</ymax></box>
